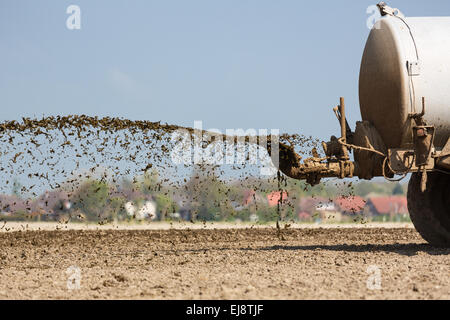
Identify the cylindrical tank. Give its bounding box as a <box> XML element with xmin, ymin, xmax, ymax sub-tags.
<box><xmin>359</xmin><ymin>15</ymin><xmax>450</xmax><ymax>149</ymax></box>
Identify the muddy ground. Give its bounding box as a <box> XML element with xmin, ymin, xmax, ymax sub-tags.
<box><xmin>0</xmin><ymin>226</ymin><xmax>448</xmax><ymax>299</ymax></box>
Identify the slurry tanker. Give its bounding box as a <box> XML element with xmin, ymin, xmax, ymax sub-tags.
<box><xmin>275</xmin><ymin>2</ymin><xmax>450</xmax><ymax>246</ymax></box>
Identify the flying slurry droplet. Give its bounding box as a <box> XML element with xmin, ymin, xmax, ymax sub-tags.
<box><xmin>0</xmin><ymin>114</ymin><xmax>353</xmax><ymax>227</ymax></box>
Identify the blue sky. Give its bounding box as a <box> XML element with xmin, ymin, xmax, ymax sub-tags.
<box><xmin>1</xmin><ymin>0</ymin><xmax>450</xmax><ymax>142</ymax></box>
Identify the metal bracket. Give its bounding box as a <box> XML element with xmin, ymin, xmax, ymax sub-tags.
<box><xmin>409</xmin><ymin>97</ymin><xmax>426</xmax><ymax>125</ymax></box>
<box><xmin>377</xmin><ymin>2</ymin><xmax>405</xmax><ymax>18</ymax></box>
<box><xmin>408</xmin><ymin>61</ymin><xmax>421</xmax><ymax>76</ymax></box>
<box><xmin>413</xmin><ymin>126</ymin><xmax>435</xmax><ymax>167</ymax></box>
<box><xmin>388</xmin><ymin>148</ymin><xmax>433</xmax><ymax>173</ymax></box>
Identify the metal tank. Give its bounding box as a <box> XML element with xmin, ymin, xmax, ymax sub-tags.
<box><xmin>359</xmin><ymin>14</ymin><xmax>450</xmax><ymax>149</ymax></box>
<box><xmin>269</xmin><ymin>2</ymin><xmax>450</xmax><ymax>246</ymax></box>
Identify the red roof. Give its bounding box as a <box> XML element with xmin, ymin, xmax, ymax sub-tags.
<box><xmin>334</xmin><ymin>196</ymin><xmax>366</xmax><ymax>214</ymax></box>
<box><xmin>267</xmin><ymin>191</ymin><xmax>288</xmax><ymax>207</ymax></box>
<box><xmin>368</xmin><ymin>196</ymin><xmax>408</xmax><ymax>215</ymax></box>
<box><xmin>298</xmin><ymin>197</ymin><xmax>328</xmax><ymax>214</ymax></box>
<box><xmin>298</xmin><ymin>211</ymin><xmax>311</xmax><ymax>219</ymax></box>
<box><xmin>243</xmin><ymin>190</ymin><xmax>256</xmax><ymax>206</ymax></box>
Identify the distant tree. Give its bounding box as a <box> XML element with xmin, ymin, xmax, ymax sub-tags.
<box><xmin>109</xmin><ymin>197</ymin><xmax>127</xmax><ymax>221</ymax></box>
<box><xmin>72</xmin><ymin>180</ymin><xmax>109</xmax><ymax>221</ymax></box>
<box><xmin>12</xmin><ymin>179</ymin><xmax>22</xmax><ymax>197</ymax></box>
<box><xmin>155</xmin><ymin>194</ymin><xmax>177</xmax><ymax>220</ymax></box>
<box><xmin>353</xmin><ymin>181</ymin><xmax>377</xmax><ymax>197</ymax></box>
<box><xmin>136</xmin><ymin>169</ymin><xmax>159</xmax><ymax>195</ymax></box>
<box><xmin>353</xmin><ymin>180</ymin><xmax>396</xmax><ymax>196</ymax></box>
<box><xmin>392</xmin><ymin>183</ymin><xmax>404</xmax><ymax>195</ymax></box>
<box><xmin>185</xmin><ymin>163</ymin><xmax>233</xmax><ymax>221</ymax></box>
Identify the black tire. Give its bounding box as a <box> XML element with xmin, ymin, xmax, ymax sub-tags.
<box><xmin>407</xmin><ymin>171</ymin><xmax>450</xmax><ymax>247</ymax></box>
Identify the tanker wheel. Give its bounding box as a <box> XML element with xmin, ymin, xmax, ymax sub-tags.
<box><xmin>407</xmin><ymin>171</ymin><xmax>450</xmax><ymax>247</ymax></box>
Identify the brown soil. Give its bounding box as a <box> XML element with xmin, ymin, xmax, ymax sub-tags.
<box><xmin>0</xmin><ymin>227</ymin><xmax>448</xmax><ymax>300</ymax></box>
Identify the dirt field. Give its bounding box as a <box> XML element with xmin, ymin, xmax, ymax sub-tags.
<box><xmin>0</xmin><ymin>224</ymin><xmax>448</xmax><ymax>299</ymax></box>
